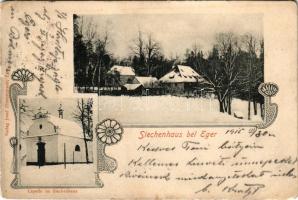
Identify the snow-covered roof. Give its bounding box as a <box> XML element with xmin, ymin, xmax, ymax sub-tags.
<box><xmin>26</xmin><ymin>115</ymin><xmax>84</xmax><ymax>139</ymax></box>
<box><xmin>135</xmin><ymin>76</ymin><xmax>159</xmax><ymax>88</ymax></box>
<box><xmin>159</xmin><ymin>65</ymin><xmax>209</xmax><ymax>84</ymax></box>
<box><xmin>108</xmin><ymin>65</ymin><xmax>135</xmax><ymax>76</ymax></box>
<box><xmin>47</xmin><ymin>115</ymin><xmax>84</xmax><ymax>138</ymax></box>
<box><xmin>123</xmin><ymin>83</ymin><xmax>142</xmax><ymax>91</ymax></box>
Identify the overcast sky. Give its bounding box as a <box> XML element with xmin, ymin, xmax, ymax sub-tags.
<box><xmin>81</xmin><ymin>14</ymin><xmax>263</xmax><ymax>59</ymax></box>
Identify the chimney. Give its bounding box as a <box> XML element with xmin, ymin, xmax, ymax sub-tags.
<box><xmin>58</xmin><ymin>104</ymin><xmax>64</xmax><ymax>119</ymax></box>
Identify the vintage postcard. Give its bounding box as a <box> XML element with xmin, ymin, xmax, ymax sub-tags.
<box><xmin>0</xmin><ymin>1</ymin><xmax>297</xmax><ymax>199</ymax></box>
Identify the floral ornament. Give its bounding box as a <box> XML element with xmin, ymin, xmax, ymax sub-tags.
<box><xmin>259</xmin><ymin>82</ymin><xmax>279</xmax><ymax>97</ymax></box>
<box><xmin>96</xmin><ymin>119</ymin><xmax>123</xmax><ymax>145</ymax></box>
<box><xmin>11</xmin><ymin>68</ymin><xmax>34</xmax><ymax>83</ymax></box>
<box><xmin>9</xmin><ymin>137</ymin><xmax>18</xmax><ymax>148</ymax></box>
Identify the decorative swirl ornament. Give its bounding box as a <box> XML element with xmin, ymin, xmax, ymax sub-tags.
<box><xmin>96</xmin><ymin>119</ymin><xmax>123</xmax><ymax>145</ymax></box>
<box><xmin>257</xmin><ymin>82</ymin><xmax>279</xmax><ymax>129</ymax></box>
<box><xmin>259</xmin><ymin>82</ymin><xmax>279</xmax><ymax>97</ymax></box>
<box><xmin>9</xmin><ymin>68</ymin><xmax>34</xmax><ymax>188</ymax></box>
<box><xmin>11</xmin><ymin>68</ymin><xmax>34</xmax><ymax>83</ymax></box>
<box><xmin>9</xmin><ymin>137</ymin><xmax>18</xmax><ymax>174</ymax></box>
<box><xmin>95</xmin><ymin>119</ymin><xmax>124</xmax><ymax>184</ymax></box>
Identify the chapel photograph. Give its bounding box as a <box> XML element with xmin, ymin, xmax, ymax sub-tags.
<box><xmin>73</xmin><ymin>14</ymin><xmax>264</xmax><ymax>125</ymax></box>
<box><xmin>18</xmin><ymin>97</ymin><xmax>95</xmax><ymax>186</ymax></box>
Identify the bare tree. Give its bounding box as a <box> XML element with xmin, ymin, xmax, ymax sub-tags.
<box><xmin>76</xmin><ymin>16</ymin><xmax>112</xmax><ymax>91</ymax></box>
<box><xmin>131</xmin><ymin>30</ymin><xmax>161</xmax><ymax>75</ymax></box>
<box><xmin>92</xmin><ymin>27</ymin><xmax>111</xmax><ymax>89</ymax></box>
<box><xmin>75</xmin><ymin>16</ymin><xmax>98</xmax><ymax>88</ymax></box>
<box><xmin>202</xmin><ymin>33</ymin><xmax>240</xmax><ymax>114</ymax></box>
<box><xmin>240</xmin><ymin>33</ymin><xmax>260</xmax><ymax>119</ymax></box>
<box><xmin>145</xmin><ymin>33</ymin><xmax>161</xmax><ymax>75</ymax></box>
<box><xmin>78</xmin><ymin>16</ymin><xmax>98</xmax><ymax>42</ymax></box>
<box><xmin>85</xmin><ymin>19</ymin><xmax>98</xmax><ymax>42</ymax></box>
<box><xmin>259</xmin><ymin>38</ymin><xmax>264</xmax><ymax>118</ymax></box>
<box><xmin>184</xmin><ymin>43</ymin><xmax>205</xmax><ymax>72</ymax></box>
<box><xmin>203</xmin><ymin>46</ymin><xmax>227</xmax><ymax>113</ymax></box>
<box><xmin>136</xmin><ymin>30</ymin><xmax>145</xmax><ymax>58</ymax></box>
<box><xmin>85</xmin><ymin>98</ymin><xmax>93</xmax><ymax>140</ymax></box>
<box><xmin>73</xmin><ymin>98</ymin><xmax>93</xmax><ymax>163</ymax></box>
<box><xmin>215</xmin><ymin>32</ymin><xmax>240</xmax><ymax>114</ymax></box>
<box><xmin>130</xmin><ymin>30</ymin><xmax>146</xmax><ymax>68</ymax></box>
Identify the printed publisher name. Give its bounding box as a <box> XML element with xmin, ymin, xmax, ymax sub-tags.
<box><xmin>27</xmin><ymin>189</ymin><xmax>78</xmax><ymax>193</ymax></box>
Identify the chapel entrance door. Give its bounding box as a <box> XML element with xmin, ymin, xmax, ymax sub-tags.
<box><xmin>36</xmin><ymin>141</ymin><xmax>46</xmax><ymax>166</ymax></box>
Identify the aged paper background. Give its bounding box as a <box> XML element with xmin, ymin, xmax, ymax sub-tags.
<box><xmin>1</xmin><ymin>1</ymin><xmax>297</xmax><ymax>199</ymax></box>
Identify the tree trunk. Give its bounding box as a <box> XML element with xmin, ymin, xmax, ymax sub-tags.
<box><xmin>81</xmin><ymin>120</ymin><xmax>89</xmax><ymax>163</ymax></box>
<box><xmin>223</xmin><ymin>97</ymin><xmax>227</xmax><ymax>112</ymax></box>
<box><xmin>217</xmin><ymin>92</ymin><xmax>226</xmax><ymax>113</ymax></box>
<box><xmin>83</xmin><ymin>138</ymin><xmax>89</xmax><ymax>163</ymax></box>
<box><xmin>248</xmin><ymin>99</ymin><xmax>251</xmax><ymax>120</ymax></box>
<box><xmin>81</xmin><ymin>99</ymin><xmax>90</xmax><ymax>164</ymax></box>
<box><xmin>98</xmin><ymin>65</ymin><xmax>101</xmax><ymax>96</ymax></box>
<box><xmin>228</xmin><ymin>95</ymin><xmax>232</xmax><ymax>115</ymax></box>
<box><xmin>220</xmin><ymin>98</ymin><xmax>226</xmax><ymax>113</ymax></box>
<box><xmin>219</xmin><ymin>101</ymin><xmax>224</xmax><ymax>113</ymax></box>
<box><xmin>253</xmin><ymin>99</ymin><xmax>257</xmax><ymax>115</ymax></box>
<box><xmin>83</xmin><ymin>123</ymin><xmax>89</xmax><ymax>163</ymax></box>
<box><xmin>248</xmin><ymin>87</ymin><xmax>251</xmax><ymax>120</ymax></box>
<box><xmin>260</xmin><ymin>103</ymin><xmax>264</xmax><ymax>119</ymax></box>
<box><xmin>223</xmin><ymin>96</ymin><xmax>231</xmax><ymax>114</ymax></box>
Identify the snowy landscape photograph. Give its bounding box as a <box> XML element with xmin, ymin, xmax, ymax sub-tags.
<box><xmin>18</xmin><ymin>97</ymin><xmax>96</xmax><ymax>186</ymax></box>
<box><xmin>73</xmin><ymin>14</ymin><xmax>264</xmax><ymax>125</ymax></box>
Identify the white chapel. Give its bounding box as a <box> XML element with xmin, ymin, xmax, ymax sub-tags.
<box><xmin>21</xmin><ymin>106</ymin><xmax>93</xmax><ymax>166</ymax></box>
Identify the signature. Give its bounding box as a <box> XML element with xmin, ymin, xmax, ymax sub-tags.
<box><xmin>222</xmin><ymin>183</ymin><xmax>265</xmax><ymax>198</ymax></box>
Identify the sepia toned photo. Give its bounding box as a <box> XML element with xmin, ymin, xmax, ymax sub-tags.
<box><xmin>17</xmin><ymin>97</ymin><xmax>96</xmax><ymax>187</ymax></box>
<box><xmin>1</xmin><ymin>1</ymin><xmax>296</xmax><ymax>199</ymax></box>
<box><xmin>73</xmin><ymin>14</ymin><xmax>264</xmax><ymax>125</ymax></box>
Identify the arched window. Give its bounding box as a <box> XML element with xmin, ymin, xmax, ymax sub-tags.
<box><xmin>75</xmin><ymin>145</ymin><xmax>80</xmax><ymax>152</ymax></box>
<box><xmin>39</xmin><ymin>124</ymin><xmax>42</xmax><ymax>129</ymax></box>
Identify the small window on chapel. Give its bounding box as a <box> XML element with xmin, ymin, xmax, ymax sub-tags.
<box><xmin>75</xmin><ymin>145</ymin><xmax>80</xmax><ymax>152</ymax></box>
<box><xmin>39</xmin><ymin>124</ymin><xmax>42</xmax><ymax>129</ymax></box>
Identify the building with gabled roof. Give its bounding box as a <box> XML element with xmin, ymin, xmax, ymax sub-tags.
<box><xmin>159</xmin><ymin>65</ymin><xmax>210</xmax><ymax>95</ymax></box>
<box><xmin>159</xmin><ymin>65</ymin><xmax>209</xmax><ymax>83</ymax></box>
<box><xmin>134</xmin><ymin>76</ymin><xmax>159</xmax><ymax>88</ymax></box>
<box><xmin>122</xmin><ymin>76</ymin><xmax>161</xmax><ymax>95</ymax></box>
<box><xmin>108</xmin><ymin>65</ymin><xmax>136</xmax><ymax>76</ymax></box>
<box><xmin>107</xmin><ymin>65</ymin><xmax>136</xmax><ymax>85</ymax></box>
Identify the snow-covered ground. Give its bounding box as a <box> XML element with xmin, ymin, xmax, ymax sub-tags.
<box><xmin>20</xmin><ymin>164</ymin><xmax>96</xmax><ymax>186</ymax></box>
<box><xmin>97</xmin><ymin>95</ymin><xmax>262</xmax><ymax>125</ymax></box>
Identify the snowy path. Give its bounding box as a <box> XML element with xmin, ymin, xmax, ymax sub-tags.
<box><xmin>97</xmin><ymin>96</ymin><xmax>262</xmax><ymax>125</ymax></box>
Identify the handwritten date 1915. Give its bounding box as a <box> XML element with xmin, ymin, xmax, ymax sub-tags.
<box><xmin>225</xmin><ymin>128</ymin><xmax>245</xmax><ymax>135</ymax></box>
